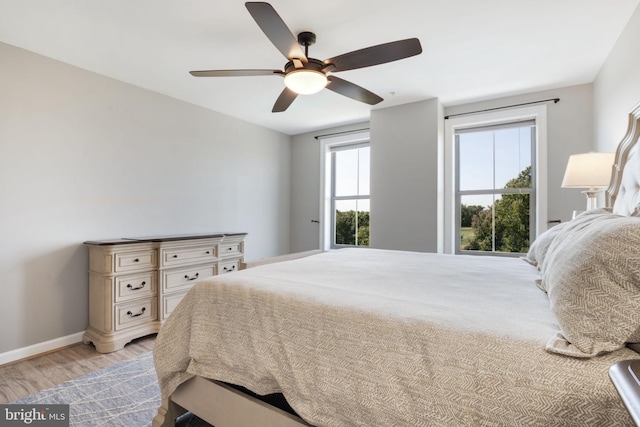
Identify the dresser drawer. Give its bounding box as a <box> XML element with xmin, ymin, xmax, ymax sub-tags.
<box><xmin>115</xmin><ymin>297</ymin><xmax>157</xmax><ymax>330</ymax></box>
<box><xmin>162</xmin><ymin>264</ymin><xmax>216</xmax><ymax>293</ymax></box>
<box><xmin>162</xmin><ymin>290</ymin><xmax>189</xmax><ymax>320</ymax></box>
<box><xmin>220</xmin><ymin>241</ymin><xmax>243</xmax><ymax>258</ymax></box>
<box><xmin>161</xmin><ymin>244</ymin><xmax>217</xmax><ymax>267</ymax></box>
<box><xmin>220</xmin><ymin>259</ymin><xmax>240</xmax><ymax>274</ymax></box>
<box><xmin>114</xmin><ymin>249</ymin><xmax>157</xmax><ymax>273</ymax></box>
<box><xmin>115</xmin><ymin>272</ymin><xmax>157</xmax><ymax>302</ymax></box>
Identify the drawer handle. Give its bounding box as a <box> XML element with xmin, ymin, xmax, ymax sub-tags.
<box><xmin>126</xmin><ymin>281</ymin><xmax>146</xmax><ymax>291</ymax></box>
<box><xmin>172</xmin><ymin>255</ymin><xmax>178</xmax><ymax>258</ymax></box>
<box><xmin>133</xmin><ymin>258</ymin><xmax>140</xmax><ymax>262</ymax></box>
<box><xmin>184</xmin><ymin>272</ymin><xmax>199</xmax><ymax>281</ymax></box>
<box><xmin>126</xmin><ymin>307</ymin><xmax>146</xmax><ymax>318</ymax></box>
<box><xmin>227</xmin><ymin>247</ymin><xmax>233</xmax><ymax>251</ymax></box>
<box><xmin>223</xmin><ymin>265</ymin><xmax>236</xmax><ymax>273</ymax></box>
<box><xmin>206</xmin><ymin>250</ymin><xmax>211</xmax><ymax>254</ymax></box>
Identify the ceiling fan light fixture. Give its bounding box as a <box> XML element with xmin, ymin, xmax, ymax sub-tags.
<box><xmin>284</xmin><ymin>70</ymin><xmax>327</xmax><ymax>95</ymax></box>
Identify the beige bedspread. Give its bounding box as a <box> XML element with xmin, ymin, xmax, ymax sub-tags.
<box><xmin>153</xmin><ymin>248</ymin><xmax>639</xmax><ymax>426</ymax></box>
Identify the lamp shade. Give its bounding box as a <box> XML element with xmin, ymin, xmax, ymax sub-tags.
<box><xmin>284</xmin><ymin>70</ymin><xmax>328</xmax><ymax>95</ymax></box>
<box><xmin>561</xmin><ymin>152</ymin><xmax>615</xmax><ymax>190</ymax></box>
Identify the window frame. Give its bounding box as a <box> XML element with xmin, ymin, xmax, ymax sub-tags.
<box><xmin>319</xmin><ymin>130</ymin><xmax>371</xmax><ymax>251</ymax></box>
<box><xmin>454</xmin><ymin>121</ymin><xmax>536</xmax><ymax>255</ymax></box>
<box><xmin>330</xmin><ymin>142</ymin><xmax>370</xmax><ymax>248</ymax></box>
<box><xmin>439</xmin><ymin>105</ymin><xmax>548</xmax><ymax>255</ymax></box>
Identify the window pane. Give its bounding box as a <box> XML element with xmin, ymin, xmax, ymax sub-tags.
<box><xmin>335</xmin><ymin>200</ymin><xmax>355</xmax><ymax>245</ymax></box>
<box><xmin>334</xmin><ymin>199</ymin><xmax>370</xmax><ymax>247</ymax></box>
<box><xmin>458</xmin><ymin>132</ymin><xmax>494</xmax><ymax>191</ymax></box>
<box><xmin>356</xmin><ymin>199</ymin><xmax>370</xmax><ymax>247</ymax></box>
<box><xmin>497</xmin><ymin>192</ymin><xmax>530</xmax><ymax>253</ymax></box>
<box><xmin>460</xmin><ymin>193</ymin><xmax>530</xmax><ymax>253</ymax></box>
<box><xmin>460</xmin><ymin>194</ymin><xmax>494</xmax><ymax>251</ymax></box>
<box><xmin>334</xmin><ymin>146</ymin><xmax>370</xmax><ymax>197</ymax></box>
<box><xmin>358</xmin><ymin>147</ymin><xmax>370</xmax><ymax>195</ymax></box>
<box><xmin>335</xmin><ymin>149</ymin><xmax>358</xmax><ymax>196</ymax></box>
<box><xmin>494</xmin><ymin>127</ymin><xmax>532</xmax><ymax>189</ymax></box>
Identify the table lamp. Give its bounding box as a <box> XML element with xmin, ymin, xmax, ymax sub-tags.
<box><xmin>561</xmin><ymin>152</ymin><xmax>614</xmax><ymax>211</ymax></box>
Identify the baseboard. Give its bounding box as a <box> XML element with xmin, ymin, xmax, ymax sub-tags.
<box><xmin>0</xmin><ymin>331</ymin><xmax>85</xmax><ymax>366</ymax></box>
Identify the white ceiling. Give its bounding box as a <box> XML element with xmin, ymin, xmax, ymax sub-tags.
<box><xmin>1</xmin><ymin>0</ymin><xmax>638</xmax><ymax>135</ymax></box>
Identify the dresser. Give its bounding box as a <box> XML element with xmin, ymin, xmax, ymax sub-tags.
<box><xmin>83</xmin><ymin>233</ymin><xmax>246</xmax><ymax>353</ymax></box>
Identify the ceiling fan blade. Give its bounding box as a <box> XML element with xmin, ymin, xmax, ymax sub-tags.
<box><xmin>272</xmin><ymin>87</ymin><xmax>298</xmax><ymax>112</ymax></box>
<box><xmin>245</xmin><ymin>2</ymin><xmax>307</xmax><ymax>62</ymax></box>
<box><xmin>323</xmin><ymin>38</ymin><xmax>422</xmax><ymax>73</ymax></box>
<box><xmin>190</xmin><ymin>69</ymin><xmax>282</xmax><ymax>77</ymax></box>
<box><xmin>326</xmin><ymin>76</ymin><xmax>383</xmax><ymax>105</ymax></box>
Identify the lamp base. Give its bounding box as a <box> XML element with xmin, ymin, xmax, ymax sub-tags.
<box><xmin>582</xmin><ymin>189</ymin><xmax>602</xmax><ymax>211</ymax></box>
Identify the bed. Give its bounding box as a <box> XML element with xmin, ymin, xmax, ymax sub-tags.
<box><xmin>152</xmin><ymin>102</ymin><xmax>640</xmax><ymax>427</ymax></box>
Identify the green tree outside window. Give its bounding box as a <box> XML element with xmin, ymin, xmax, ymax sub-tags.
<box><xmin>464</xmin><ymin>166</ymin><xmax>531</xmax><ymax>253</ymax></box>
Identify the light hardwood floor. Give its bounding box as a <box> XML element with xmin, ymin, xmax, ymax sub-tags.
<box><xmin>0</xmin><ymin>334</ymin><xmax>156</xmax><ymax>404</ymax></box>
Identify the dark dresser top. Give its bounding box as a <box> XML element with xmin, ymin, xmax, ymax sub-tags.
<box><xmin>83</xmin><ymin>238</ymin><xmax>138</xmax><ymax>246</ymax></box>
<box><xmin>84</xmin><ymin>232</ymin><xmax>247</xmax><ymax>245</ymax></box>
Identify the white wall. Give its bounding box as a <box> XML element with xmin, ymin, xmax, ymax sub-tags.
<box><xmin>0</xmin><ymin>42</ymin><xmax>291</xmax><ymax>355</ymax></box>
<box><xmin>289</xmin><ymin>98</ymin><xmax>445</xmax><ymax>255</ymax></box>
<box><xmin>594</xmin><ymin>3</ymin><xmax>640</xmax><ymax>152</ymax></box>
<box><xmin>370</xmin><ymin>99</ymin><xmax>443</xmax><ymax>252</ymax></box>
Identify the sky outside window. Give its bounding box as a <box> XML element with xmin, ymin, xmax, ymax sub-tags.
<box><xmin>334</xmin><ymin>146</ymin><xmax>370</xmax><ymax>197</ymax></box>
<box><xmin>459</xmin><ymin>127</ymin><xmax>532</xmax><ymax>206</ymax></box>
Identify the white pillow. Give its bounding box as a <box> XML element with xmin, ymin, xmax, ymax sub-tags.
<box><xmin>538</xmin><ymin>208</ymin><xmax>613</xmax><ymax>292</ymax></box>
<box><xmin>523</xmin><ymin>221</ymin><xmax>568</xmax><ymax>270</ymax></box>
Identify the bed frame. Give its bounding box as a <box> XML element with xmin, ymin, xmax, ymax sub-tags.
<box><xmin>153</xmin><ymin>376</ymin><xmax>311</xmax><ymax>427</ymax></box>
<box><xmin>606</xmin><ymin>101</ymin><xmax>640</xmax><ymax>211</ymax></box>
<box><xmin>152</xmin><ymin>250</ymin><xmax>320</xmax><ymax>427</ymax></box>
<box><xmin>153</xmin><ymin>102</ymin><xmax>640</xmax><ymax>427</ymax></box>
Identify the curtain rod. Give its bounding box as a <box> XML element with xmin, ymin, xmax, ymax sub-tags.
<box><xmin>314</xmin><ymin>128</ymin><xmax>370</xmax><ymax>140</ymax></box>
<box><xmin>444</xmin><ymin>97</ymin><xmax>560</xmax><ymax>120</ymax></box>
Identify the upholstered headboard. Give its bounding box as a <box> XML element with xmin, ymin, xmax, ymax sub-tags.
<box><xmin>606</xmin><ymin>102</ymin><xmax>640</xmax><ymax>216</ymax></box>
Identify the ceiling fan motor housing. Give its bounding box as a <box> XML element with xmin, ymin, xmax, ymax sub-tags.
<box><xmin>297</xmin><ymin>31</ymin><xmax>316</xmax><ymax>47</ymax></box>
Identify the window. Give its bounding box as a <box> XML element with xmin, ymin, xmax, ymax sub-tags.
<box><xmin>330</xmin><ymin>143</ymin><xmax>370</xmax><ymax>248</ymax></box>
<box><xmin>456</xmin><ymin>121</ymin><xmax>535</xmax><ymax>254</ymax></box>
<box><xmin>439</xmin><ymin>105</ymin><xmax>547</xmax><ymax>255</ymax></box>
<box><xmin>319</xmin><ymin>130</ymin><xmax>371</xmax><ymax>250</ymax></box>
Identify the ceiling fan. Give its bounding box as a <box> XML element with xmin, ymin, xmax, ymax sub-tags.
<box><xmin>190</xmin><ymin>2</ymin><xmax>423</xmax><ymax>112</ymax></box>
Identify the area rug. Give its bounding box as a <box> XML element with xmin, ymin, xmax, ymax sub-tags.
<box><xmin>13</xmin><ymin>352</ymin><xmax>211</xmax><ymax>427</ymax></box>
